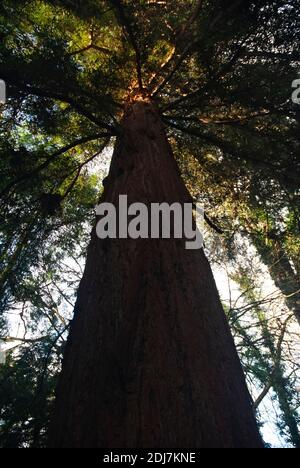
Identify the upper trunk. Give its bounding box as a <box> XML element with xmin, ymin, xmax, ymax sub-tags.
<box><xmin>48</xmin><ymin>99</ymin><xmax>263</xmax><ymax>448</ymax></box>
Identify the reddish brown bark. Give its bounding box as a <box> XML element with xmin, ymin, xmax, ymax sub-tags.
<box><xmin>48</xmin><ymin>99</ymin><xmax>263</xmax><ymax>448</ymax></box>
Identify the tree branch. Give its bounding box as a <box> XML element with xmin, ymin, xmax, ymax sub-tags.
<box><xmin>162</xmin><ymin>32</ymin><xmax>253</xmax><ymax>112</ymax></box>
<box><xmin>0</xmin><ymin>133</ymin><xmax>111</xmax><ymax>199</ymax></box>
<box><xmin>69</xmin><ymin>44</ymin><xmax>111</xmax><ymax>56</ymax></box>
<box><xmin>110</xmin><ymin>0</ymin><xmax>144</xmax><ymax>91</ymax></box>
<box><xmin>164</xmin><ymin>111</ymin><xmax>271</xmax><ymax>126</ymax></box>
<box><xmin>177</xmin><ymin>0</ymin><xmax>204</xmax><ymax>41</ymax></box>
<box><xmin>24</xmin><ymin>85</ymin><xmax>115</xmax><ymax>132</ymax></box>
<box><xmin>150</xmin><ymin>0</ymin><xmax>205</xmax><ymax>96</ymax></box>
<box><xmin>164</xmin><ymin>119</ymin><xmax>299</xmax><ymax>185</ymax></box>
<box><xmin>68</xmin><ymin>26</ymin><xmax>112</xmax><ymax>56</ymax></box>
<box><xmin>62</xmin><ymin>139</ymin><xmax>110</xmax><ymax>199</ymax></box>
<box><xmin>204</xmin><ymin>213</ymin><xmax>224</xmax><ymax>235</ymax></box>
<box><xmin>2</xmin><ymin>336</ymin><xmax>48</xmax><ymax>343</ymax></box>
<box><xmin>254</xmin><ymin>381</ymin><xmax>272</xmax><ymax>410</ymax></box>
<box><xmin>1</xmin><ymin>72</ymin><xmax>117</xmax><ymax>132</ymax></box>
<box><xmin>151</xmin><ymin>39</ymin><xmax>200</xmax><ymax>97</ymax></box>
<box><xmin>254</xmin><ymin>316</ymin><xmax>292</xmax><ymax>410</ymax></box>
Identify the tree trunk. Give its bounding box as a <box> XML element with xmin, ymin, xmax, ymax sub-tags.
<box><xmin>48</xmin><ymin>99</ymin><xmax>263</xmax><ymax>448</ymax></box>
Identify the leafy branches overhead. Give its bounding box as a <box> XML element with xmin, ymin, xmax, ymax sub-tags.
<box><xmin>1</xmin><ymin>0</ymin><xmax>299</xmax><ymax>192</ymax></box>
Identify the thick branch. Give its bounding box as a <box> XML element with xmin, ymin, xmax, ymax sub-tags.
<box><xmin>0</xmin><ymin>133</ymin><xmax>111</xmax><ymax>199</ymax></box>
<box><xmin>254</xmin><ymin>317</ymin><xmax>291</xmax><ymax>410</ymax></box>
<box><xmin>254</xmin><ymin>382</ymin><xmax>272</xmax><ymax>410</ymax></box>
<box><xmin>69</xmin><ymin>26</ymin><xmax>112</xmax><ymax>56</ymax></box>
<box><xmin>164</xmin><ymin>119</ymin><xmax>299</xmax><ymax>185</ymax></box>
<box><xmin>69</xmin><ymin>44</ymin><xmax>111</xmax><ymax>56</ymax></box>
<box><xmin>110</xmin><ymin>0</ymin><xmax>143</xmax><ymax>91</ymax></box>
<box><xmin>2</xmin><ymin>336</ymin><xmax>48</xmax><ymax>343</ymax></box>
<box><xmin>150</xmin><ymin>0</ymin><xmax>205</xmax><ymax>96</ymax></box>
<box><xmin>240</xmin><ymin>48</ymin><xmax>300</xmax><ymax>63</ymax></box>
<box><xmin>164</xmin><ymin>111</ymin><xmax>271</xmax><ymax>126</ymax></box>
<box><xmin>163</xmin><ymin>33</ymin><xmax>253</xmax><ymax>112</ymax></box>
<box><xmin>151</xmin><ymin>0</ymin><xmax>246</xmax><ymax>98</ymax></box>
<box><xmin>151</xmin><ymin>39</ymin><xmax>200</xmax><ymax>97</ymax></box>
<box><xmin>62</xmin><ymin>139</ymin><xmax>110</xmax><ymax>199</ymax></box>
<box><xmin>204</xmin><ymin>213</ymin><xmax>224</xmax><ymax>235</ymax></box>
<box><xmin>1</xmin><ymin>72</ymin><xmax>116</xmax><ymax>132</ymax></box>
<box><xmin>177</xmin><ymin>0</ymin><xmax>204</xmax><ymax>41</ymax></box>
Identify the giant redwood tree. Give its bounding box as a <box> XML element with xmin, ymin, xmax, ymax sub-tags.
<box><xmin>1</xmin><ymin>0</ymin><xmax>299</xmax><ymax>448</ymax></box>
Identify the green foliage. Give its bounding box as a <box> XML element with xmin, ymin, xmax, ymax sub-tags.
<box><xmin>0</xmin><ymin>338</ymin><xmax>62</xmax><ymax>448</ymax></box>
